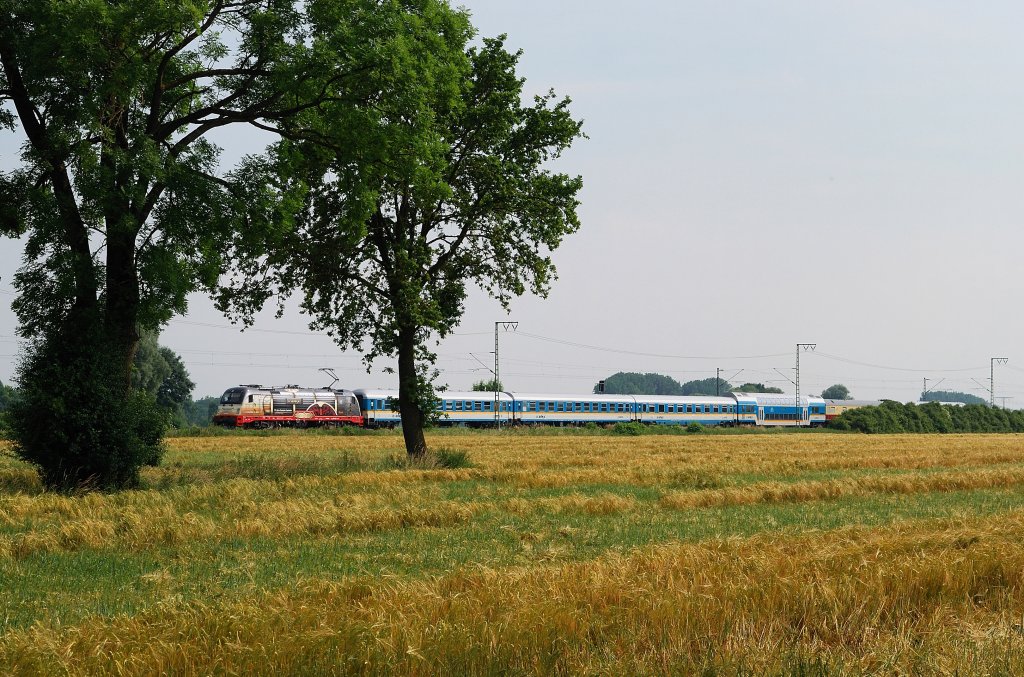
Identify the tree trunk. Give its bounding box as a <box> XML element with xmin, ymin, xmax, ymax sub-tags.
<box><xmin>105</xmin><ymin>230</ymin><xmax>141</xmax><ymax>393</ymax></box>
<box><xmin>396</xmin><ymin>324</ymin><xmax>428</xmax><ymax>458</ymax></box>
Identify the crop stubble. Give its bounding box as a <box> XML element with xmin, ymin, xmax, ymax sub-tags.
<box><xmin>2</xmin><ymin>433</ymin><xmax>1024</xmax><ymax>674</ymax></box>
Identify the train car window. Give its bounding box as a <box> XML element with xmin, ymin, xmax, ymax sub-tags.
<box><xmin>556</xmin><ymin>402</ymin><xmax>564</xmax><ymax>412</ymax></box>
<box><xmin>576</xmin><ymin>402</ymin><xmax>583</xmax><ymax>412</ymax></box>
<box><xmin>657</xmin><ymin>404</ymin><xmax>665</xmax><ymax>413</ymax></box>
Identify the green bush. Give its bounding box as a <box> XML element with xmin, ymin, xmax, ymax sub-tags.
<box><xmin>686</xmin><ymin>422</ymin><xmax>705</xmax><ymax>433</ymax></box>
<box><xmin>830</xmin><ymin>401</ymin><xmax>1024</xmax><ymax>434</ymax></box>
<box><xmin>611</xmin><ymin>421</ymin><xmax>645</xmax><ymax>436</ymax></box>
<box><xmin>9</xmin><ymin>325</ymin><xmax>167</xmax><ymax>492</ymax></box>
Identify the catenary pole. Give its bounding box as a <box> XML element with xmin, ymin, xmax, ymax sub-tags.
<box><xmin>494</xmin><ymin>321</ymin><xmax>518</xmax><ymax>428</ymax></box>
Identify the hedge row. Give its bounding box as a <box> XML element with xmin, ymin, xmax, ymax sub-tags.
<box><xmin>829</xmin><ymin>401</ymin><xmax>1024</xmax><ymax>434</ymax></box>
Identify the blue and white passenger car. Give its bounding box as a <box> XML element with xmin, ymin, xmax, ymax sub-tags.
<box><xmin>745</xmin><ymin>393</ymin><xmax>827</xmax><ymax>426</ymax></box>
<box><xmin>354</xmin><ymin>389</ymin><xmax>515</xmax><ymax>427</ymax></box>
<box><xmin>512</xmin><ymin>393</ymin><xmax>637</xmax><ymax>425</ymax></box>
<box><xmin>633</xmin><ymin>395</ymin><xmax>738</xmax><ymax>426</ymax></box>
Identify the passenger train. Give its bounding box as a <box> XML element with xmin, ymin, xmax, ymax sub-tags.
<box><xmin>214</xmin><ymin>384</ymin><xmax>838</xmax><ymax>429</ymax></box>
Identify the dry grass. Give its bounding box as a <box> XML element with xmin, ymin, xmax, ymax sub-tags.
<box><xmin>4</xmin><ymin>433</ymin><xmax>1024</xmax><ymax>674</ymax></box>
<box><xmin>5</xmin><ymin>510</ymin><xmax>1024</xmax><ymax>675</ymax></box>
<box><xmin>661</xmin><ymin>466</ymin><xmax>1024</xmax><ymax>510</ymax></box>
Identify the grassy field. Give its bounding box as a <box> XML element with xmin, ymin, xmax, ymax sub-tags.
<box><xmin>3</xmin><ymin>432</ymin><xmax>1024</xmax><ymax>674</ymax></box>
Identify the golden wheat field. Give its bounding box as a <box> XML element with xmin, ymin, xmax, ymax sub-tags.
<box><xmin>4</xmin><ymin>431</ymin><xmax>1024</xmax><ymax>675</ymax></box>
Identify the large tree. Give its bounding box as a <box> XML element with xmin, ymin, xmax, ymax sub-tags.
<box><xmin>221</xmin><ymin>33</ymin><xmax>584</xmax><ymax>457</ymax></box>
<box><xmin>820</xmin><ymin>383</ymin><xmax>852</xmax><ymax>400</ymax></box>
<box><xmin>132</xmin><ymin>331</ymin><xmax>195</xmax><ymax>426</ymax></box>
<box><xmin>595</xmin><ymin>372</ymin><xmax>684</xmax><ymax>396</ymax></box>
<box><xmin>0</xmin><ymin>0</ymin><xmax>451</xmax><ymax>489</ymax></box>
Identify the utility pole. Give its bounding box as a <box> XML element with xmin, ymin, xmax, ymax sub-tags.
<box><xmin>717</xmin><ymin>368</ymin><xmax>743</xmax><ymax>396</ymax></box>
<box><xmin>991</xmin><ymin>357</ymin><xmax>1009</xmax><ymax>407</ymax></box>
<box><xmin>494</xmin><ymin>321</ymin><xmax>518</xmax><ymax>428</ymax></box>
<box><xmin>922</xmin><ymin>377</ymin><xmax>944</xmax><ymax>401</ymax></box>
<box><xmin>796</xmin><ymin>343</ymin><xmax>816</xmax><ymax>425</ymax></box>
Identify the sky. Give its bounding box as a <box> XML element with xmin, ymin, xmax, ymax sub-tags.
<box><xmin>2</xmin><ymin>0</ymin><xmax>1024</xmax><ymax>404</ymax></box>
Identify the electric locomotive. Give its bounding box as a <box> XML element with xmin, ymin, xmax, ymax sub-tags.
<box><xmin>213</xmin><ymin>385</ymin><xmax>362</xmax><ymax>428</ymax></box>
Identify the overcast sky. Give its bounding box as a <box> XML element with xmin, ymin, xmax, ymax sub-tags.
<box><xmin>2</xmin><ymin>1</ymin><xmax>1024</xmax><ymax>403</ymax></box>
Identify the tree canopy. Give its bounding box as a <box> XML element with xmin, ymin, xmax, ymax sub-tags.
<box><xmin>680</xmin><ymin>377</ymin><xmax>733</xmax><ymax>396</ymax></box>
<box><xmin>1</xmin><ymin>0</ymin><xmax>479</xmax><ymax>487</ymax></box>
<box><xmin>920</xmin><ymin>390</ymin><xmax>987</xmax><ymax>405</ymax></box>
<box><xmin>472</xmin><ymin>379</ymin><xmax>504</xmax><ymax>392</ymax></box>
<box><xmin>594</xmin><ymin>373</ymin><xmax>736</xmax><ymax>396</ymax></box>
<box><xmin>734</xmin><ymin>383</ymin><xmax>785</xmax><ymax>394</ymax></box>
<box><xmin>820</xmin><ymin>384</ymin><xmax>852</xmax><ymax>400</ymax></box>
<box><xmin>132</xmin><ymin>332</ymin><xmax>195</xmax><ymax>427</ymax></box>
<box><xmin>219</xmin><ymin>31</ymin><xmax>584</xmax><ymax>457</ymax></box>
<box><xmin>595</xmin><ymin>373</ymin><xmax>683</xmax><ymax>395</ymax></box>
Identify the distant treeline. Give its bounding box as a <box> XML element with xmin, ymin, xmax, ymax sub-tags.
<box><xmin>830</xmin><ymin>401</ymin><xmax>1024</xmax><ymax>434</ymax></box>
<box><xmin>595</xmin><ymin>372</ymin><xmax>783</xmax><ymax>396</ymax></box>
<box><xmin>919</xmin><ymin>390</ymin><xmax>988</xmax><ymax>406</ymax></box>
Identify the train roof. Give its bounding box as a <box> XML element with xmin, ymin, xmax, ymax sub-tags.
<box><xmin>231</xmin><ymin>385</ymin><xmax>354</xmax><ymax>394</ymax></box>
<box><xmin>735</xmin><ymin>392</ymin><xmax>826</xmax><ymax>406</ymax></box>
<box><xmin>626</xmin><ymin>394</ymin><xmax>736</xmax><ymax>404</ymax></box>
<box><xmin>510</xmin><ymin>392</ymin><xmax>639</xmax><ymax>403</ymax></box>
<box><xmin>353</xmin><ymin>389</ymin><xmax>513</xmax><ymax>401</ymax></box>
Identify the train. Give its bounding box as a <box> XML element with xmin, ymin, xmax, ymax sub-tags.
<box><xmin>213</xmin><ymin>384</ymin><xmax>859</xmax><ymax>429</ymax></box>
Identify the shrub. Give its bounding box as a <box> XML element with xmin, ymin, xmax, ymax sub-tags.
<box><xmin>686</xmin><ymin>422</ymin><xmax>705</xmax><ymax>433</ymax></box>
<box><xmin>9</xmin><ymin>324</ymin><xmax>167</xmax><ymax>492</ymax></box>
<box><xmin>612</xmin><ymin>422</ymin><xmax>645</xmax><ymax>436</ymax></box>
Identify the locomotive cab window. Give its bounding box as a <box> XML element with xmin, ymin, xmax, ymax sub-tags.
<box><xmin>220</xmin><ymin>389</ymin><xmax>245</xmax><ymax>405</ymax></box>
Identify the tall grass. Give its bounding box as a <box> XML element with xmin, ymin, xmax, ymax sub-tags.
<box><xmin>5</xmin><ymin>511</ymin><xmax>1024</xmax><ymax>674</ymax></box>
<box><xmin>3</xmin><ymin>433</ymin><xmax>1024</xmax><ymax>674</ymax></box>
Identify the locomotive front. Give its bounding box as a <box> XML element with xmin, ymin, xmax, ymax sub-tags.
<box><xmin>212</xmin><ymin>385</ymin><xmax>267</xmax><ymax>427</ymax></box>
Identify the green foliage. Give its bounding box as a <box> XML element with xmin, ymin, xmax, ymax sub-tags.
<box><xmin>9</xmin><ymin>322</ymin><xmax>167</xmax><ymax>491</ymax></box>
<box><xmin>597</xmin><ymin>373</ymin><xmax>684</xmax><ymax>395</ymax></box>
<box><xmin>920</xmin><ymin>390</ymin><xmax>988</xmax><ymax>405</ymax></box>
<box><xmin>612</xmin><ymin>421</ymin><xmax>646</xmax><ymax>436</ymax></box>
<box><xmin>132</xmin><ymin>332</ymin><xmax>195</xmax><ymax>427</ymax></box>
<box><xmin>735</xmin><ymin>383</ymin><xmax>785</xmax><ymax>394</ymax></box>
<box><xmin>184</xmin><ymin>396</ymin><xmax>221</xmax><ymax>427</ymax></box>
<box><xmin>2</xmin><ymin>0</ymin><xmax>453</xmax><ymax>487</ymax></box>
<box><xmin>681</xmin><ymin>378</ymin><xmax>732</xmax><ymax>396</ymax></box>
<box><xmin>829</xmin><ymin>401</ymin><xmax>1024</xmax><ymax>434</ymax></box>
<box><xmin>219</xmin><ymin>25</ymin><xmax>585</xmax><ymax>457</ymax></box>
<box><xmin>0</xmin><ymin>379</ymin><xmax>17</xmax><ymax>433</ymax></box>
<box><xmin>472</xmin><ymin>379</ymin><xmax>504</xmax><ymax>392</ymax></box>
<box><xmin>821</xmin><ymin>384</ymin><xmax>852</xmax><ymax>400</ymax></box>
<box><xmin>686</xmin><ymin>422</ymin><xmax>705</xmax><ymax>433</ymax></box>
